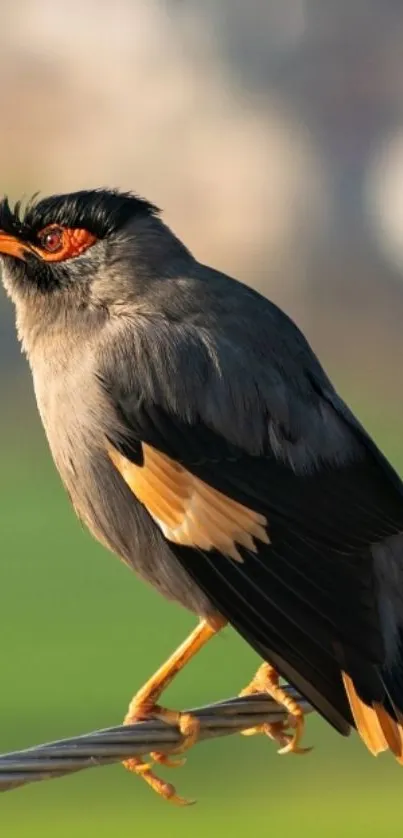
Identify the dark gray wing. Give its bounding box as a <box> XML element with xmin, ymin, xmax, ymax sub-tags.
<box><xmin>98</xmin><ymin>287</ymin><xmax>403</xmax><ymax>738</ymax></box>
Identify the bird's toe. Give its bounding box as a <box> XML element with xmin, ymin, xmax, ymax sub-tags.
<box><xmin>123</xmin><ymin>704</ymin><xmax>200</xmax><ymax>803</ymax></box>
<box><xmin>238</xmin><ymin>662</ymin><xmax>312</xmax><ymax>755</ymax></box>
<box><xmin>123</xmin><ymin>755</ymin><xmax>195</xmax><ymax>805</ymax></box>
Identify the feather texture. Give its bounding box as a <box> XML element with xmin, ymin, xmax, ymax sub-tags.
<box><xmin>108</xmin><ymin>442</ymin><xmax>269</xmax><ymax>561</ymax></box>
<box><xmin>101</xmin><ymin>379</ymin><xmax>403</xmax><ymax>755</ymax></box>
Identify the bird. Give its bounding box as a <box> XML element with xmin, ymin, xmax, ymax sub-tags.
<box><xmin>1</xmin><ymin>188</ymin><xmax>403</xmax><ymax>805</ymax></box>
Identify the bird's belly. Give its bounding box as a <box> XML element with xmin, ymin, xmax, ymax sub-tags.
<box><xmin>48</xmin><ymin>422</ymin><xmax>214</xmax><ymax>617</ymax></box>
<box><xmin>71</xmin><ymin>446</ymin><xmax>215</xmax><ymax>615</ymax></box>
<box><xmin>32</xmin><ymin>364</ymin><xmax>214</xmax><ymax>616</ymax></box>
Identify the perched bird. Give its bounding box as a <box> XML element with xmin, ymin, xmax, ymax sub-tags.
<box><xmin>1</xmin><ymin>188</ymin><xmax>403</xmax><ymax>804</ymax></box>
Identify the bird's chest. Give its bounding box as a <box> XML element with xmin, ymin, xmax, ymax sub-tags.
<box><xmin>30</xmin><ymin>350</ymin><xmax>116</xmax><ymax>523</ymax></box>
<box><xmin>33</xmin><ymin>355</ymin><xmax>92</xmax><ymax>468</ymax></box>
<box><xmin>32</xmin><ymin>359</ymin><xmax>126</xmax><ymax>553</ymax></box>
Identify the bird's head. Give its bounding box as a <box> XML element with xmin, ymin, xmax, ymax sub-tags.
<box><xmin>0</xmin><ymin>188</ymin><xmax>180</xmax><ymax>316</ymax></box>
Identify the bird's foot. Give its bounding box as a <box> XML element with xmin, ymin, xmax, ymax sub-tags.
<box><xmin>123</xmin><ymin>701</ymin><xmax>200</xmax><ymax>805</ymax></box>
<box><xmin>239</xmin><ymin>662</ymin><xmax>312</xmax><ymax>755</ymax></box>
<box><xmin>121</xmin><ymin>618</ymin><xmax>224</xmax><ymax>802</ymax></box>
<box><xmin>123</xmin><ymin>756</ymin><xmax>192</xmax><ymax>805</ymax></box>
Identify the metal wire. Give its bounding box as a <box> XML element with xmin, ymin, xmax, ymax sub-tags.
<box><xmin>0</xmin><ymin>687</ymin><xmax>312</xmax><ymax>793</ymax></box>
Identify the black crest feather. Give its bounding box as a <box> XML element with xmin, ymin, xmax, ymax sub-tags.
<box><xmin>0</xmin><ymin>189</ymin><xmax>159</xmax><ymax>242</ymax></box>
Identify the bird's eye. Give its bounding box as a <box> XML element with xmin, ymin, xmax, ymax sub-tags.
<box><xmin>38</xmin><ymin>226</ymin><xmax>64</xmax><ymax>253</ymax></box>
<box><xmin>34</xmin><ymin>225</ymin><xmax>96</xmax><ymax>262</ymax></box>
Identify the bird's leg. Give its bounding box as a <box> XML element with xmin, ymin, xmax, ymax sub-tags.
<box><xmin>239</xmin><ymin>662</ymin><xmax>312</xmax><ymax>755</ymax></box>
<box><xmin>123</xmin><ymin>615</ymin><xmax>226</xmax><ymax>805</ymax></box>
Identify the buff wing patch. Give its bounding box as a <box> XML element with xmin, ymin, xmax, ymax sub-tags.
<box><xmin>108</xmin><ymin>443</ymin><xmax>269</xmax><ymax>561</ymax></box>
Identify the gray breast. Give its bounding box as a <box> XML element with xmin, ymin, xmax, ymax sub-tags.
<box><xmin>30</xmin><ymin>345</ymin><xmax>215</xmax><ymax>618</ymax></box>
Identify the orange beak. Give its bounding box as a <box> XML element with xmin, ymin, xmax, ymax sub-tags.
<box><xmin>0</xmin><ymin>232</ymin><xmax>28</xmax><ymax>260</ymax></box>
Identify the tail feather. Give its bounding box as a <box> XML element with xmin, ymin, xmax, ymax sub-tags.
<box><xmin>342</xmin><ymin>671</ymin><xmax>403</xmax><ymax>761</ymax></box>
<box><xmin>374</xmin><ymin>703</ymin><xmax>403</xmax><ymax>760</ymax></box>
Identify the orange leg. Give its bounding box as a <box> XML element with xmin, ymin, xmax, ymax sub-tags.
<box><xmin>239</xmin><ymin>662</ymin><xmax>312</xmax><ymax>755</ymax></box>
<box><xmin>123</xmin><ymin>616</ymin><xmax>225</xmax><ymax>805</ymax></box>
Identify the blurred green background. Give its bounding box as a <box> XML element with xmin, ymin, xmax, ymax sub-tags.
<box><xmin>1</xmin><ymin>402</ymin><xmax>403</xmax><ymax>837</ymax></box>
<box><xmin>3</xmin><ymin>1</ymin><xmax>403</xmax><ymax>836</ymax></box>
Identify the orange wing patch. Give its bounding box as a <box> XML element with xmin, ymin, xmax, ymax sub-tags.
<box><xmin>342</xmin><ymin>671</ymin><xmax>403</xmax><ymax>762</ymax></box>
<box><xmin>108</xmin><ymin>443</ymin><xmax>269</xmax><ymax>561</ymax></box>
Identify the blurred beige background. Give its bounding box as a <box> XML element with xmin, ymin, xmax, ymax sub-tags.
<box><xmin>1</xmin><ymin>0</ymin><xmax>403</xmax><ymax>404</ymax></box>
<box><xmin>2</xmin><ymin>3</ymin><xmax>403</xmax><ymax>837</ymax></box>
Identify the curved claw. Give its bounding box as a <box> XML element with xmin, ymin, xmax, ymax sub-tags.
<box><xmin>278</xmin><ymin>742</ymin><xmax>313</xmax><ymax>756</ymax></box>
<box><xmin>262</xmin><ymin>722</ymin><xmax>294</xmax><ymax>750</ymax></box>
<box><xmin>276</xmin><ymin>713</ymin><xmax>312</xmax><ymax>755</ymax></box>
<box><xmin>150</xmin><ymin>751</ymin><xmax>187</xmax><ymax>768</ymax></box>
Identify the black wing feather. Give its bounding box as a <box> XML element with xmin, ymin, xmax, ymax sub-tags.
<box><xmin>98</xmin><ymin>300</ymin><xmax>403</xmax><ymax>735</ymax></box>
<box><xmin>103</xmin><ymin>389</ymin><xmax>403</xmax><ymax>732</ymax></box>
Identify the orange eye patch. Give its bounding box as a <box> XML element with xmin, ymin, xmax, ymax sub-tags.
<box><xmin>35</xmin><ymin>226</ymin><xmax>97</xmax><ymax>262</ymax></box>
